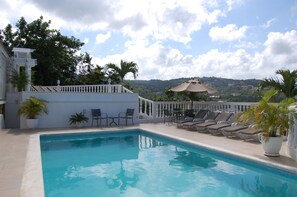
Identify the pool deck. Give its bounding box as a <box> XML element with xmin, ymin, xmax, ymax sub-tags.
<box><xmin>1</xmin><ymin>123</ymin><xmax>297</xmax><ymax>197</ymax></box>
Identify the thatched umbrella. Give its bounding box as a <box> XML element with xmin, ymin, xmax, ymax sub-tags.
<box><xmin>169</xmin><ymin>79</ymin><xmax>216</xmax><ymax>108</ymax></box>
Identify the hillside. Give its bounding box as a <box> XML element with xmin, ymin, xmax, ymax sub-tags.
<box><xmin>127</xmin><ymin>77</ymin><xmax>262</xmax><ymax>102</ymax></box>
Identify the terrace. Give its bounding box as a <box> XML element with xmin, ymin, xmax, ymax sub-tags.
<box><xmin>1</xmin><ymin>82</ymin><xmax>297</xmax><ymax>196</ymax></box>
<box><xmin>1</xmin><ymin>47</ymin><xmax>297</xmax><ymax>196</ymax></box>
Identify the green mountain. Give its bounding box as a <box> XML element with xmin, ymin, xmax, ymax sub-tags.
<box><xmin>126</xmin><ymin>77</ymin><xmax>262</xmax><ymax>102</ymax></box>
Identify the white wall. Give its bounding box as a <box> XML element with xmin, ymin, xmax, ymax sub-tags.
<box><xmin>5</xmin><ymin>92</ymin><xmax>139</xmax><ymax>129</ymax></box>
<box><xmin>0</xmin><ymin>43</ymin><xmax>10</xmax><ymax>101</ymax></box>
<box><xmin>287</xmin><ymin>108</ymin><xmax>297</xmax><ymax>161</ymax></box>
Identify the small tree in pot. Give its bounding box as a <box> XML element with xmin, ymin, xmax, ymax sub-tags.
<box><xmin>69</xmin><ymin>112</ymin><xmax>88</xmax><ymax>127</ymax></box>
<box><xmin>240</xmin><ymin>90</ymin><xmax>296</xmax><ymax>156</ymax></box>
<box><xmin>18</xmin><ymin>97</ymin><xmax>48</xmax><ymax>129</ymax></box>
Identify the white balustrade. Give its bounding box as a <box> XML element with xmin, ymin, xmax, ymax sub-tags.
<box><xmin>30</xmin><ymin>84</ymin><xmax>257</xmax><ymax>123</ymax></box>
<box><xmin>31</xmin><ymin>84</ymin><xmax>130</xmax><ymax>93</ymax></box>
<box><xmin>139</xmin><ymin>96</ymin><xmax>154</xmax><ymax>119</ymax></box>
<box><xmin>139</xmin><ymin>100</ymin><xmax>256</xmax><ymax>122</ymax></box>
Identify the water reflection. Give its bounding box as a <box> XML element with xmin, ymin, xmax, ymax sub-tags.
<box><xmin>170</xmin><ymin>148</ymin><xmax>217</xmax><ymax>172</ymax></box>
<box><xmin>42</xmin><ymin>133</ymin><xmax>297</xmax><ymax>197</ymax></box>
<box><xmin>239</xmin><ymin>174</ymin><xmax>294</xmax><ymax>197</ymax></box>
<box><xmin>42</xmin><ymin>135</ymin><xmax>141</xmax><ymax>196</ymax></box>
<box><xmin>104</xmin><ymin>161</ymin><xmax>139</xmax><ymax>193</ymax></box>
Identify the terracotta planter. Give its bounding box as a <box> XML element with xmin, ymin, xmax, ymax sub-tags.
<box><xmin>261</xmin><ymin>135</ymin><xmax>283</xmax><ymax>157</ymax></box>
<box><xmin>26</xmin><ymin>119</ymin><xmax>39</xmax><ymax>129</ymax></box>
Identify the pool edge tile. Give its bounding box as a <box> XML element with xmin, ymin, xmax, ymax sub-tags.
<box><xmin>20</xmin><ymin>134</ymin><xmax>44</xmax><ymax>197</ymax></box>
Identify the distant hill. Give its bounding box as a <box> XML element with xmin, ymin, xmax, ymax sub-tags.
<box><xmin>126</xmin><ymin>77</ymin><xmax>262</xmax><ymax>102</ymax></box>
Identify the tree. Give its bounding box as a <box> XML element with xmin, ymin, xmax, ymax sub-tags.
<box><xmin>1</xmin><ymin>16</ymin><xmax>91</xmax><ymax>85</ymax></box>
<box><xmin>10</xmin><ymin>67</ymin><xmax>29</xmax><ymax>92</ymax></box>
<box><xmin>75</xmin><ymin>52</ymin><xmax>105</xmax><ymax>85</ymax></box>
<box><xmin>260</xmin><ymin>69</ymin><xmax>297</xmax><ymax>99</ymax></box>
<box><xmin>105</xmin><ymin>60</ymin><xmax>138</xmax><ymax>83</ymax></box>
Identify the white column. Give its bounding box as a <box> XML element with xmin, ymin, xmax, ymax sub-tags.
<box><xmin>108</xmin><ymin>78</ymin><xmax>111</xmax><ymax>93</ymax></box>
<box><xmin>25</xmin><ymin>64</ymin><xmax>31</xmax><ymax>91</ymax></box>
<box><xmin>287</xmin><ymin>106</ymin><xmax>297</xmax><ymax>161</ymax></box>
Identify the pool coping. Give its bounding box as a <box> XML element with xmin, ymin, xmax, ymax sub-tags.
<box><xmin>20</xmin><ymin>127</ymin><xmax>297</xmax><ymax>196</ymax></box>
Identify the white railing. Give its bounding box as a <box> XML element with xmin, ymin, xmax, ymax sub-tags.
<box><xmin>29</xmin><ymin>84</ymin><xmax>257</xmax><ymax>122</ymax></box>
<box><xmin>139</xmin><ymin>96</ymin><xmax>155</xmax><ymax>119</ymax></box>
<box><xmin>30</xmin><ymin>84</ymin><xmax>133</xmax><ymax>93</ymax></box>
<box><xmin>139</xmin><ymin>100</ymin><xmax>256</xmax><ymax>122</ymax></box>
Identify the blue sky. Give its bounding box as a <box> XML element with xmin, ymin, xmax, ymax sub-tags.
<box><xmin>1</xmin><ymin>0</ymin><xmax>296</xmax><ymax>80</ymax></box>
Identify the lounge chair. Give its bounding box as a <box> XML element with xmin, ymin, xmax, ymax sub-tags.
<box><xmin>236</xmin><ymin>126</ymin><xmax>262</xmax><ymax>142</ymax></box>
<box><xmin>221</xmin><ymin>117</ymin><xmax>253</xmax><ymax>138</ymax></box>
<box><xmin>118</xmin><ymin>108</ymin><xmax>135</xmax><ymax>126</ymax></box>
<box><xmin>182</xmin><ymin>111</ymin><xmax>220</xmax><ymax>130</ymax></box>
<box><xmin>195</xmin><ymin>112</ymin><xmax>233</xmax><ymax>133</ymax></box>
<box><xmin>91</xmin><ymin>109</ymin><xmax>108</xmax><ymax>127</ymax></box>
<box><xmin>177</xmin><ymin>109</ymin><xmax>208</xmax><ymax>128</ymax></box>
<box><xmin>207</xmin><ymin>113</ymin><xmax>239</xmax><ymax>135</ymax></box>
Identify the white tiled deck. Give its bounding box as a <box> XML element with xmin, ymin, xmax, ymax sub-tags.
<box><xmin>1</xmin><ymin>123</ymin><xmax>297</xmax><ymax>197</ymax></box>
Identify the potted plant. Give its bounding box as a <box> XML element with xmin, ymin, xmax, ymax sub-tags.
<box><xmin>69</xmin><ymin>112</ymin><xmax>88</xmax><ymax>127</ymax></box>
<box><xmin>240</xmin><ymin>90</ymin><xmax>296</xmax><ymax>156</ymax></box>
<box><xmin>18</xmin><ymin>96</ymin><xmax>48</xmax><ymax>129</ymax></box>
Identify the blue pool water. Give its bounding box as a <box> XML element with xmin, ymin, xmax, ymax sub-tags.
<box><xmin>40</xmin><ymin>130</ymin><xmax>297</xmax><ymax>197</ymax></box>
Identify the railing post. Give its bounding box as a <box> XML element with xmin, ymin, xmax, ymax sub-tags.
<box><xmin>151</xmin><ymin>101</ymin><xmax>157</xmax><ymax>122</ymax></box>
<box><xmin>139</xmin><ymin>97</ymin><xmax>143</xmax><ymax>115</ymax></box>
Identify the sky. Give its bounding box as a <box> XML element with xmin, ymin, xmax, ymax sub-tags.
<box><xmin>0</xmin><ymin>0</ymin><xmax>297</xmax><ymax>80</ymax></box>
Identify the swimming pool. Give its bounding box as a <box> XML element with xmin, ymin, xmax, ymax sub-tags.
<box><xmin>40</xmin><ymin>129</ymin><xmax>297</xmax><ymax>197</ymax></box>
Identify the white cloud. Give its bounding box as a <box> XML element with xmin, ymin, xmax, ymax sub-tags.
<box><xmin>226</xmin><ymin>0</ymin><xmax>244</xmax><ymax>11</ymax></box>
<box><xmin>261</xmin><ymin>18</ymin><xmax>277</xmax><ymax>29</ymax></box>
<box><xmin>92</xmin><ymin>30</ymin><xmax>297</xmax><ymax>80</ymax></box>
<box><xmin>209</xmin><ymin>24</ymin><xmax>248</xmax><ymax>42</ymax></box>
<box><xmin>83</xmin><ymin>38</ymin><xmax>89</xmax><ymax>44</ymax></box>
<box><xmin>263</xmin><ymin>30</ymin><xmax>297</xmax><ymax>67</ymax></box>
<box><xmin>234</xmin><ymin>41</ymin><xmax>261</xmax><ymax>49</ymax></box>
<box><xmin>95</xmin><ymin>32</ymin><xmax>111</xmax><ymax>44</ymax></box>
<box><xmin>2</xmin><ymin>0</ymin><xmax>295</xmax><ymax>82</ymax></box>
<box><xmin>0</xmin><ymin>0</ymin><xmax>238</xmax><ymax>44</ymax></box>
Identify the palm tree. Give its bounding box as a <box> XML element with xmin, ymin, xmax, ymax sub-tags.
<box><xmin>260</xmin><ymin>69</ymin><xmax>297</xmax><ymax>99</ymax></box>
<box><xmin>10</xmin><ymin>68</ymin><xmax>29</xmax><ymax>92</ymax></box>
<box><xmin>105</xmin><ymin>60</ymin><xmax>138</xmax><ymax>83</ymax></box>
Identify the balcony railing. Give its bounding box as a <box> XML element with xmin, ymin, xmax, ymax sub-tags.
<box><xmin>30</xmin><ymin>84</ymin><xmax>133</xmax><ymax>93</ymax></box>
<box><xmin>139</xmin><ymin>97</ymin><xmax>256</xmax><ymax>122</ymax></box>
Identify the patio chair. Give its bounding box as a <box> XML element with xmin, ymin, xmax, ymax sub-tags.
<box><xmin>118</xmin><ymin>108</ymin><xmax>135</xmax><ymax>126</ymax></box>
<box><xmin>208</xmin><ymin>113</ymin><xmax>239</xmax><ymax>135</ymax></box>
<box><xmin>163</xmin><ymin>109</ymin><xmax>175</xmax><ymax>124</ymax></box>
<box><xmin>183</xmin><ymin>111</ymin><xmax>220</xmax><ymax>131</ymax></box>
<box><xmin>195</xmin><ymin>112</ymin><xmax>233</xmax><ymax>133</ymax></box>
<box><xmin>91</xmin><ymin>109</ymin><xmax>108</xmax><ymax>127</ymax></box>
<box><xmin>172</xmin><ymin>108</ymin><xmax>184</xmax><ymax>121</ymax></box>
<box><xmin>177</xmin><ymin>109</ymin><xmax>209</xmax><ymax>128</ymax></box>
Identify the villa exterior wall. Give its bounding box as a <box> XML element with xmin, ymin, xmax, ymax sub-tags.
<box><xmin>0</xmin><ymin>42</ymin><xmax>12</xmax><ymax>129</ymax></box>
<box><xmin>5</xmin><ymin>92</ymin><xmax>139</xmax><ymax>129</ymax></box>
<box><xmin>0</xmin><ymin>43</ymin><xmax>11</xmax><ymax>102</ymax></box>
